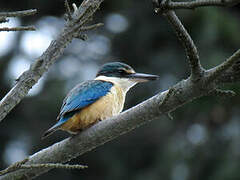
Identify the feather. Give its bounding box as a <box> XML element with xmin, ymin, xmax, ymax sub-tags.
<box><xmin>42</xmin><ymin>80</ymin><xmax>113</xmax><ymax>138</ymax></box>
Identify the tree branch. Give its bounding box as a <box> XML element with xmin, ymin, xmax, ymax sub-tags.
<box><xmin>162</xmin><ymin>10</ymin><xmax>204</xmax><ymax>81</ymax></box>
<box><xmin>64</xmin><ymin>0</ymin><xmax>73</xmax><ymax>21</ymax></box>
<box><xmin>1</xmin><ymin>45</ymin><xmax>240</xmax><ymax>179</ymax></box>
<box><xmin>0</xmin><ymin>162</ymin><xmax>87</xmax><ymax>176</ymax></box>
<box><xmin>210</xmin><ymin>89</ymin><xmax>236</xmax><ymax>98</ymax></box>
<box><xmin>153</xmin><ymin>0</ymin><xmax>240</xmax><ymax>10</ymax></box>
<box><xmin>0</xmin><ymin>26</ymin><xmax>36</xmax><ymax>31</ymax></box>
<box><xmin>1</xmin><ymin>0</ymin><xmax>240</xmax><ymax>179</ymax></box>
<box><xmin>0</xmin><ymin>9</ymin><xmax>37</xmax><ymax>31</ymax></box>
<box><xmin>0</xmin><ymin>0</ymin><xmax>104</xmax><ymax>123</ymax></box>
<box><xmin>1</xmin><ymin>62</ymin><xmax>239</xmax><ymax>179</ymax></box>
<box><xmin>217</xmin><ymin>60</ymin><xmax>240</xmax><ymax>83</ymax></box>
<box><xmin>0</xmin><ymin>17</ymin><xmax>8</xmax><ymax>23</ymax></box>
<box><xmin>80</xmin><ymin>23</ymin><xmax>104</xmax><ymax>31</ymax></box>
<box><xmin>153</xmin><ymin>0</ymin><xmax>240</xmax><ymax>83</ymax></box>
<box><xmin>0</xmin><ymin>9</ymin><xmax>37</xmax><ymax>17</ymax></box>
<box><xmin>207</xmin><ymin>49</ymin><xmax>240</xmax><ymax>83</ymax></box>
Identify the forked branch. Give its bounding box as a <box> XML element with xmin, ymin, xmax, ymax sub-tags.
<box><xmin>0</xmin><ymin>0</ymin><xmax>104</xmax><ymax>123</ymax></box>
<box><xmin>1</xmin><ymin>0</ymin><xmax>240</xmax><ymax>179</ymax></box>
<box><xmin>163</xmin><ymin>10</ymin><xmax>204</xmax><ymax>81</ymax></box>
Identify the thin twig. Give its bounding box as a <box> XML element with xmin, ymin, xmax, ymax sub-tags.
<box><xmin>0</xmin><ymin>162</ymin><xmax>87</xmax><ymax>176</ymax></box>
<box><xmin>80</xmin><ymin>23</ymin><xmax>104</xmax><ymax>31</ymax></box>
<box><xmin>20</xmin><ymin>163</ymin><xmax>88</xmax><ymax>170</ymax></box>
<box><xmin>73</xmin><ymin>23</ymin><xmax>104</xmax><ymax>39</ymax></box>
<box><xmin>74</xmin><ymin>34</ymin><xmax>88</xmax><ymax>40</ymax></box>
<box><xmin>75</xmin><ymin>5</ymin><xmax>92</xmax><ymax>23</ymax></box>
<box><xmin>163</xmin><ymin>11</ymin><xmax>204</xmax><ymax>81</ymax></box>
<box><xmin>0</xmin><ymin>9</ymin><xmax>37</xmax><ymax>17</ymax></box>
<box><xmin>0</xmin><ymin>26</ymin><xmax>36</xmax><ymax>31</ymax></box>
<box><xmin>210</xmin><ymin>89</ymin><xmax>236</xmax><ymax>98</ymax></box>
<box><xmin>64</xmin><ymin>0</ymin><xmax>73</xmax><ymax>21</ymax></box>
<box><xmin>167</xmin><ymin>0</ymin><xmax>232</xmax><ymax>9</ymax></box>
<box><xmin>154</xmin><ymin>0</ymin><xmax>240</xmax><ymax>10</ymax></box>
<box><xmin>72</xmin><ymin>3</ymin><xmax>79</xmax><ymax>17</ymax></box>
<box><xmin>0</xmin><ymin>17</ymin><xmax>8</xmax><ymax>23</ymax></box>
<box><xmin>0</xmin><ymin>158</ymin><xmax>29</xmax><ymax>176</ymax></box>
<box><xmin>168</xmin><ymin>1</ymin><xmax>222</xmax><ymax>9</ymax></box>
<box><xmin>70</xmin><ymin>6</ymin><xmax>99</xmax><ymax>37</ymax></box>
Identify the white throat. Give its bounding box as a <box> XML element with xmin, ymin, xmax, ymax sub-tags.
<box><xmin>95</xmin><ymin>76</ymin><xmax>137</xmax><ymax>93</ymax></box>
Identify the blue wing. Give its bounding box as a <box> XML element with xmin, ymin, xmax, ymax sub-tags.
<box><xmin>56</xmin><ymin>80</ymin><xmax>113</xmax><ymax>126</ymax></box>
<box><xmin>42</xmin><ymin>80</ymin><xmax>113</xmax><ymax>139</ymax></box>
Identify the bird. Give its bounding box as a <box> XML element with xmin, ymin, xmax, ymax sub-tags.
<box><xmin>42</xmin><ymin>62</ymin><xmax>159</xmax><ymax>139</ymax></box>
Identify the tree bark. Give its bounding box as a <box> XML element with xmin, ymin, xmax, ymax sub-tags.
<box><xmin>0</xmin><ymin>0</ymin><xmax>240</xmax><ymax>179</ymax></box>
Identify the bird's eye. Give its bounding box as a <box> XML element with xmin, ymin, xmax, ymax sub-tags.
<box><xmin>118</xmin><ymin>69</ymin><xmax>126</xmax><ymax>74</ymax></box>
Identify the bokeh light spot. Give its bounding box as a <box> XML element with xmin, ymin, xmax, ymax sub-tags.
<box><xmin>87</xmin><ymin>35</ymin><xmax>111</xmax><ymax>56</ymax></box>
<box><xmin>105</xmin><ymin>13</ymin><xmax>129</xmax><ymax>33</ymax></box>
<box><xmin>20</xmin><ymin>31</ymin><xmax>52</xmax><ymax>58</ymax></box>
<box><xmin>7</xmin><ymin>55</ymin><xmax>30</xmax><ymax>80</ymax></box>
<box><xmin>187</xmin><ymin>124</ymin><xmax>207</xmax><ymax>145</ymax></box>
<box><xmin>3</xmin><ymin>135</ymin><xmax>31</xmax><ymax>165</ymax></box>
<box><xmin>0</xmin><ymin>18</ymin><xmax>19</xmax><ymax>57</ymax></box>
<box><xmin>7</xmin><ymin>55</ymin><xmax>44</xmax><ymax>96</ymax></box>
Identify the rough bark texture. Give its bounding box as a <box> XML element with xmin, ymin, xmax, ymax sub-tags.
<box><xmin>0</xmin><ymin>0</ymin><xmax>103</xmax><ymax>123</ymax></box>
<box><xmin>0</xmin><ymin>0</ymin><xmax>240</xmax><ymax>179</ymax></box>
<box><xmin>1</xmin><ymin>64</ymin><xmax>240</xmax><ymax>179</ymax></box>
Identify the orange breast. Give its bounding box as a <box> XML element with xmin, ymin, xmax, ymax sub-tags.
<box><xmin>60</xmin><ymin>85</ymin><xmax>125</xmax><ymax>133</ymax></box>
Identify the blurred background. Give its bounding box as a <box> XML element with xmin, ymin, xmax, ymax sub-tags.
<box><xmin>1</xmin><ymin>0</ymin><xmax>240</xmax><ymax>180</ymax></box>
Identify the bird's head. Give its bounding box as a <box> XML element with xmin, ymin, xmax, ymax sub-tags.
<box><xmin>95</xmin><ymin>62</ymin><xmax>159</xmax><ymax>92</ymax></box>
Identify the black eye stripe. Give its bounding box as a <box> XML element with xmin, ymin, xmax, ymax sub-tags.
<box><xmin>118</xmin><ymin>69</ymin><xmax>125</xmax><ymax>72</ymax></box>
<box><xmin>118</xmin><ymin>70</ymin><xmax>128</xmax><ymax>75</ymax></box>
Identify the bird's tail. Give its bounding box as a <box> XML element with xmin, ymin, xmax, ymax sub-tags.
<box><xmin>41</xmin><ymin>116</ymin><xmax>70</xmax><ymax>139</ymax></box>
<box><xmin>41</xmin><ymin>123</ymin><xmax>61</xmax><ymax>139</ymax></box>
<box><xmin>41</xmin><ymin>128</ymin><xmax>57</xmax><ymax>139</ymax></box>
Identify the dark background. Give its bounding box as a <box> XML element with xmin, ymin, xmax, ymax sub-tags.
<box><xmin>1</xmin><ymin>0</ymin><xmax>240</xmax><ymax>180</ymax></box>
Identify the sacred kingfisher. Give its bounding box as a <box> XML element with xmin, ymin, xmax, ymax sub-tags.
<box><xmin>42</xmin><ymin>62</ymin><xmax>159</xmax><ymax>139</ymax></box>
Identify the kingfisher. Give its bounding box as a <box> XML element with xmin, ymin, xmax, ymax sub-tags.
<box><xmin>42</xmin><ymin>62</ymin><xmax>159</xmax><ymax>139</ymax></box>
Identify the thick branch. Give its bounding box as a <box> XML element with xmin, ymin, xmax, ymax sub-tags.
<box><xmin>207</xmin><ymin>49</ymin><xmax>240</xmax><ymax>83</ymax></box>
<box><xmin>163</xmin><ymin>10</ymin><xmax>204</xmax><ymax>81</ymax></box>
<box><xmin>0</xmin><ymin>0</ymin><xmax>104</xmax><ymax>123</ymax></box>
<box><xmin>1</xmin><ymin>66</ymin><xmax>239</xmax><ymax>179</ymax></box>
<box><xmin>1</xmin><ymin>0</ymin><xmax>240</xmax><ymax>179</ymax></box>
<box><xmin>0</xmin><ymin>80</ymin><xmax>202</xmax><ymax>179</ymax></box>
<box><xmin>217</xmin><ymin>60</ymin><xmax>240</xmax><ymax>83</ymax></box>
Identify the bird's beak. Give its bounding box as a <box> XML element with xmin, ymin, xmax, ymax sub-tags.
<box><xmin>127</xmin><ymin>73</ymin><xmax>159</xmax><ymax>82</ymax></box>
